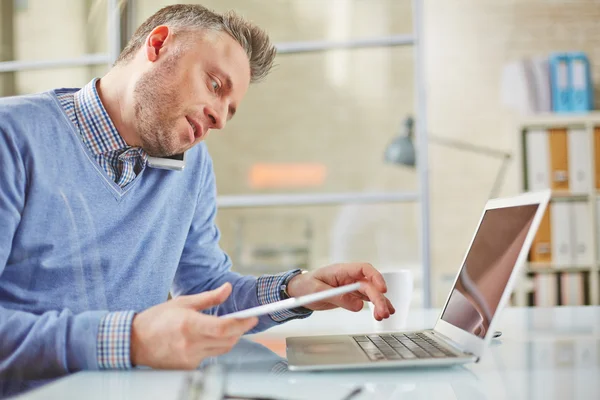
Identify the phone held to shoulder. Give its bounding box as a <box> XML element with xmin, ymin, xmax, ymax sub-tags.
<box><xmin>147</xmin><ymin>152</ymin><xmax>186</xmax><ymax>171</ymax></box>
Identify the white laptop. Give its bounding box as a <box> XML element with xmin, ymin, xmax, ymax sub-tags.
<box><xmin>286</xmin><ymin>190</ymin><xmax>551</xmax><ymax>371</ymax></box>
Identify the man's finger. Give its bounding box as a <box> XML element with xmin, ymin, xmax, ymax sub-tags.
<box><xmin>318</xmin><ymin>288</ymin><xmax>367</xmax><ymax>313</ymax></box>
<box><xmin>336</xmin><ymin>293</ymin><xmax>364</xmax><ymax>312</ymax></box>
<box><xmin>349</xmin><ymin>291</ymin><xmax>370</xmax><ymax>302</ymax></box>
<box><xmin>175</xmin><ymin>282</ymin><xmax>232</xmax><ymax>310</ymax></box>
<box><xmin>340</xmin><ymin>263</ymin><xmax>387</xmax><ymax>293</ymax></box>
<box><xmin>345</xmin><ymin>277</ymin><xmax>395</xmax><ymax>316</ymax></box>
<box><xmin>385</xmin><ymin>297</ymin><xmax>396</xmax><ymax>315</ymax></box>
<box><xmin>359</xmin><ymin>282</ymin><xmax>389</xmax><ymax>320</ymax></box>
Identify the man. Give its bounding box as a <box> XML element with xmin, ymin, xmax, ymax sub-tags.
<box><xmin>0</xmin><ymin>4</ymin><xmax>395</xmax><ymax>379</ymax></box>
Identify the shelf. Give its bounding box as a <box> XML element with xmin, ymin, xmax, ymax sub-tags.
<box><xmin>514</xmin><ymin>278</ymin><xmax>535</xmax><ymax>291</ymax></box>
<box><xmin>549</xmin><ymin>193</ymin><xmax>589</xmax><ymax>202</ymax></box>
<box><xmin>518</xmin><ymin>112</ymin><xmax>600</xmax><ymax>306</ymax></box>
<box><xmin>520</xmin><ymin>192</ymin><xmax>591</xmax><ymax>202</ymax></box>
<box><xmin>519</xmin><ymin>111</ymin><xmax>600</xmax><ymax>128</ymax></box>
<box><xmin>526</xmin><ymin>263</ymin><xmax>598</xmax><ymax>274</ymax></box>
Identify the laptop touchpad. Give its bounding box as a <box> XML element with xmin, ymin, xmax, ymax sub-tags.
<box><xmin>301</xmin><ymin>342</ymin><xmax>350</xmax><ymax>354</ymax></box>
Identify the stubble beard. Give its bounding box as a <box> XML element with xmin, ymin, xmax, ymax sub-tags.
<box><xmin>132</xmin><ymin>57</ymin><xmax>185</xmax><ymax>157</ymax></box>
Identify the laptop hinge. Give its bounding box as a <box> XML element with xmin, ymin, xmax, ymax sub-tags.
<box><xmin>429</xmin><ymin>330</ymin><xmax>460</xmax><ymax>348</ymax></box>
<box><xmin>428</xmin><ymin>330</ymin><xmax>476</xmax><ymax>359</ymax></box>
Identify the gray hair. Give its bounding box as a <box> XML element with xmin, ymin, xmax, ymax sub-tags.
<box><xmin>115</xmin><ymin>4</ymin><xmax>276</xmax><ymax>83</ymax></box>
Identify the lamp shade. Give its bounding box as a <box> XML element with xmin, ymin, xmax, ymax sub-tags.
<box><xmin>384</xmin><ymin>134</ymin><xmax>416</xmax><ymax>167</ymax></box>
<box><xmin>384</xmin><ymin>116</ymin><xmax>416</xmax><ymax>167</ymax></box>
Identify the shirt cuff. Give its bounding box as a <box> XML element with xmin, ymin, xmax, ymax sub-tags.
<box><xmin>97</xmin><ymin>311</ymin><xmax>135</xmax><ymax>369</ymax></box>
<box><xmin>257</xmin><ymin>269</ymin><xmax>313</xmax><ymax>323</ymax></box>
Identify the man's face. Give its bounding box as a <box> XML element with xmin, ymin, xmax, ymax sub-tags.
<box><xmin>133</xmin><ymin>29</ymin><xmax>251</xmax><ymax>157</ymax></box>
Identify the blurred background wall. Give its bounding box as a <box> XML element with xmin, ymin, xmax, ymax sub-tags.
<box><xmin>0</xmin><ymin>0</ymin><xmax>598</xmax><ymax>308</ymax></box>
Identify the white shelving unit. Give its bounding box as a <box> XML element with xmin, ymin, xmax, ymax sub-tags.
<box><xmin>514</xmin><ymin>112</ymin><xmax>600</xmax><ymax>307</ymax></box>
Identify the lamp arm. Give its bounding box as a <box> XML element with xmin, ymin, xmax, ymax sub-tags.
<box><xmin>430</xmin><ymin>135</ymin><xmax>512</xmax><ymax>159</ymax></box>
<box><xmin>489</xmin><ymin>154</ymin><xmax>512</xmax><ymax>199</ymax></box>
<box><xmin>429</xmin><ymin>135</ymin><xmax>512</xmax><ymax>199</ymax></box>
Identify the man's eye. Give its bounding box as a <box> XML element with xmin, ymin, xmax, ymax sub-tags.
<box><xmin>211</xmin><ymin>79</ymin><xmax>220</xmax><ymax>91</ymax></box>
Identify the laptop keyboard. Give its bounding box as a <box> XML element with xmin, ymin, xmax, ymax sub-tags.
<box><xmin>353</xmin><ymin>332</ymin><xmax>457</xmax><ymax>362</ymax></box>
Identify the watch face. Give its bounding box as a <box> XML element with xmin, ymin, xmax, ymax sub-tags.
<box><xmin>280</xmin><ymin>284</ymin><xmax>291</xmax><ymax>299</ymax></box>
<box><xmin>281</xmin><ymin>270</ymin><xmax>302</xmax><ymax>299</ymax></box>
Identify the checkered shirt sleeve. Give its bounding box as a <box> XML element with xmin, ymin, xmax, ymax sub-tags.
<box><xmin>97</xmin><ymin>311</ymin><xmax>136</xmax><ymax>369</ymax></box>
<box><xmin>257</xmin><ymin>269</ymin><xmax>313</xmax><ymax>323</ymax></box>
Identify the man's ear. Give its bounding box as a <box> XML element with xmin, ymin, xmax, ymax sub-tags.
<box><xmin>145</xmin><ymin>25</ymin><xmax>171</xmax><ymax>62</ymax></box>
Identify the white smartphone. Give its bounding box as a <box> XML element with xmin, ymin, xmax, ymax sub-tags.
<box><xmin>147</xmin><ymin>152</ymin><xmax>186</xmax><ymax>171</ymax></box>
<box><xmin>221</xmin><ymin>282</ymin><xmax>362</xmax><ymax>319</ymax></box>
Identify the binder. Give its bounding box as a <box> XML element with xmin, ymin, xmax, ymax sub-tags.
<box><xmin>595</xmin><ymin>127</ymin><xmax>600</xmax><ymax>190</ymax></box>
<box><xmin>548</xmin><ymin>128</ymin><xmax>570</xmax><ymax>191</ymax></box>
<box><xmin>549</xmin><ymin>53</ymin><xmax>571</xmax><ymax>113</ymax></box>
<box><xmin>569</xmin><ymin>52</ymin><xmax>594</xmax><ymax>112</ymax></box>
<box><xmin>567</xmin><ymin>128</ymin><xmax>591</xmax><ymax>194</ymax></box>
<box><xmin>534</xmin><ymin>274</ymin><xmax>558</xmax><ymax>306</ymax></box>
<box><xmin>597</xmin><ymin>199</ymin><xmax>600</xmax><ymax>260</ymax></box>
<box><xmin>530</xmin><ymin>207</ymin><xmax>552</xmax><ymax>264</ymax></box>
<box><xmin>571</xmin><ymin>202</ymin><xmax>593</xmax><ymax>266</ymax></box>
<box><xmin>531</xmin><ymin>56</ymin><xmax>552</xmax><ymax>113</ymax></box>
<box><xmin>550</xmin><ymin>202</ymin><xmax>572</xmax><ymax>267</ymax></box>
<box><xmin>500</xmin><ymin>59</ymin><xmax>536</xmax><ymax>114</ymax></box>
<box><xmin>560</xmin><ymin>272</ymin><xmax>585</xmax><ymax>305</ymax></box>
<box><xmin>525</xmin><ymin>129</ymin><xmax>551</xmax><ymax>191</ymax></box>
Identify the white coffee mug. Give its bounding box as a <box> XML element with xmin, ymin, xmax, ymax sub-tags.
<box><xmin>367</xmin><ymin>269</ymin><xmax>413</xmax><ymax>332</ymax></box>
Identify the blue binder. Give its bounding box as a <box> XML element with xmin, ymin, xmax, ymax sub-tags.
<box><xmin>569</xmin><ymin>52</ymin><xmax>594</xmax><ymax>112</ymax></box>
<box><xmin>549</xmin><ymin>53</ymin><xmax>571</xmax><ymax>113</ymax></box>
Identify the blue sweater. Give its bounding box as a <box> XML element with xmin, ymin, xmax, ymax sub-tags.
<box><xmin>0</xmin><ymin>91</ymin><xmax>279</xmax><ymax>378</ymax></box>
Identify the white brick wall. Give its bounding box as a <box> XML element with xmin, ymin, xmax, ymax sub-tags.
<box><xmin>426</xmin><ymin>0</ymin><xmax>600</xmax><ymax>304</ymax></box>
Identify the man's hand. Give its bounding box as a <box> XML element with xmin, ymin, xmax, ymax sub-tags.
<box><xmin>130</xmin><ymin>283</ymin><xmax>258</xmax><ymax>369</ymax></box>
<box><xmin>286</xmin><ymin>263</ymin><xmax>396</xmax><ymax>321</ymax></box>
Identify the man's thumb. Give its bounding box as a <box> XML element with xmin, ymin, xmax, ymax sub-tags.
<box><xmin>176</xmin><ymin>282</ymin><xmax>232</xmax><ymax>310</ymax></box>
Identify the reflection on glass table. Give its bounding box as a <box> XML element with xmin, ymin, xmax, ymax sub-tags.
<box><xmin>7</xmin><ymin>308</ymin><xmax>600</xmax><ymax>400</ymax></box>
<box><xmin>233</xmin><ymin>215</ymin><xmax>312</xmax><ymax>276</ymax></box>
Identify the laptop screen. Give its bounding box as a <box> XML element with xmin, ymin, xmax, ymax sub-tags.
<box><xmin>440</xmin><ymin>204</ymin><xmax>539</xmax><ymax>338</ymax></box>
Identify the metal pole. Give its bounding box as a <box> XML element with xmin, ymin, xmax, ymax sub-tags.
<box><xmin>121</xmin><ymin>0</ymin><xmax>137</xmax><ymax>47</ymax></box>
<box><xmin>107</xmin><ymin>0</ymin><xmax>121</xmax><ymax>64</ymax></box>
<box><xmin>0</xmin><ymin>54</ymin><xmax>112</xmax><ymax>73</ymax></box>
<box><xmin>413</xmin><ymin>0</ymin><xmax>432</xmax><ymax>308</ymax></box>
<box><xmin>275</xmin><ymin>34</ymin><xmax>415</xmax><ymax>54</ymax></box>
<box><xmin>217</xmin><ymin>191</ymin><xmax>419</xmax><ymax>209</ymax></box>
<box><xmin>0</xmin><ymin>0</ymin><xmax>15</xmax><ymax>96</ymax></box>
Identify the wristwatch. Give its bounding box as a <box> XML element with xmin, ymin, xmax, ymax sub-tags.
<box><xmin>279</xmin><ymin>269</ymin><xmax>312</xmax><ymax>314</ymax></box>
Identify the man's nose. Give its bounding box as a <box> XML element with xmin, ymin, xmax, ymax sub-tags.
<box><xmin>205</xmin><ymin>106</ymin><xmax>225</xmax><ymax>130</ymax></box>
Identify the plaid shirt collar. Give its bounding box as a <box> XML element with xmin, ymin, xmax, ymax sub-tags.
<box><xmin>74</xmin><ymin>78</ymin><xmax>146</xmax><ymax>159</ymax></box>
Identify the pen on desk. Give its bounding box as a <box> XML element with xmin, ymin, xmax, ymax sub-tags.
<box><xmin>340</xmin><ymin>386</ymin><xmax>363</xmax><ymax>400</ymax></box>
<box><xmin>224</xmin><ymin>388</ymin><xmax>364</xmax><ymax>400</ymax></box>
<box><xmin>224</xmin><ymin>395</ymin><xmax>287</xmax><ymax>400</ymax></box>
